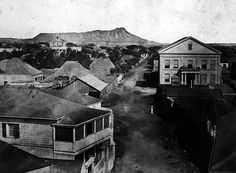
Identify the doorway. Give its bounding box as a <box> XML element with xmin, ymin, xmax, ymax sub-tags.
<box><xmin>186</xmin><ymin>73</ymin><xmax>195</xmax><ymax>86</ymax></box>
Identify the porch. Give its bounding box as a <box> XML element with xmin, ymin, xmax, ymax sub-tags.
<box><xmin>180</xmin><ymin>68</ymin><xmax>200</xmax><ymax>86</ymax></box>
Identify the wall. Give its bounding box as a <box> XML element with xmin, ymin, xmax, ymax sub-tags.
<box><xmin>0</xmin><ymin>74</ymin><xmax>34</xmax><ymax>84</ymax></box>
<box><xmin>100</xmin><ymin>77</ymin><xmax>118</xmax><ymax>99</ymax></box>
<box><xmin>0</xmin><ymin>121</ymin><xmax>54</xmax><ymax>159</ymax></box>
<box><xmin>159</xmin><ymin>54</ymin><xmax>221</xmax><ymax>85</ymax></box>
<box><xmin>63</xmin><ymin>80</ymin><xmax>97</xmax><ymax>94</ymax></box>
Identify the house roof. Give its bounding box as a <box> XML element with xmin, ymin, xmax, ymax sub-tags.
<box><xmin>56</xmin><ymin>108</ymin><xmax>109</xmax><ymax>125</ymax></box>
<box><xmin>0</xmin><ymin>140</ymin><xmax>50</xmax><ymax>173</ymax></box>
<box><xmin>158</xmin><ymin>36</ymin><xmax>222</xmax><ymax>54</ymax></box>
<box><xmin>39</xmin><ymin>89</ymin><xmax>101</xmax><ymax>106</ymax></box>
<box><xmin>0</xmin><ymin>87</ymin><xmax>108</xmax><ymax>121</ymax></box>
<box><xmin>89</xmin><ymin>57</ymin><xmax>116</xmax><ymax>83</ymax></box>
<box><xmin>0</xmin><ymin>58</ymin><xmax>42</xmax><ymax>76</ymax></box>
<box><xmin>40</xmin><ymin>68</ymin><xmax>59</xmax><ymax>78</ymax></box>
<box><xmin>44</xmin><ymin>61</ymin><xmax>107</xmax><ymax>91</ymax></box>
<box><xmin>209</xmin><ymin>110</ymin><xmax>236</xmax><ymax>172</ymax></box>
<box><xmin>90</xmin><ymin>57</ymin><xmax>115</xmax><ymax>71</ymax></box>
<box><xmin>50</xmin><ymin>35</ymin><xmax>67</xmax><ymax>44</ymax></box>
<box><xmin>78</xmin><ymin>73</ymin><xmax>107</xmax><ymax>91</ymax></box>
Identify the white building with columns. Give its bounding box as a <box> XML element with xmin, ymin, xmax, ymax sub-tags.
<box><xmin>158</xmin><ymin>37</ymin><xmax>221</xmax><ymax>86</ymax></box>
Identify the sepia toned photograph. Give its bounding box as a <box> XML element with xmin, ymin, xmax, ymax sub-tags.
<box><xmin>0</xmin><ymin>0</ymin><xmax>235</xmax><ymax>172</ymax></box>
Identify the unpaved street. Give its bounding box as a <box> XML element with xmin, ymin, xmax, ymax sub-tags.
<box><xmin>103</xmin><ymin>62</ymin><xmax>198</xmax><ymax>173</ymax></box>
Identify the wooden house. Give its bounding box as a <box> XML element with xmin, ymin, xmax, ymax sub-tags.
<box><xmin>43</xmin><ymin>61</ymin><xmax>109</xmax><ymax>99</ymax></box>
<box><xmin>0</xmin><ymin>87</ymin><xmax>115</xmax><ymax>173</ymax></box>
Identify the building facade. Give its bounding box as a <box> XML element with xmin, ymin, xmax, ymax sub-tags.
<box><xmin>158</xmin><ymin>37</ymin><xmax>221</xmax><ymax>86</ymax></box>
<box><xmin>0</xmin><ymin>88</ymin><xmax>115</xmax><ymax>173</ymax></box>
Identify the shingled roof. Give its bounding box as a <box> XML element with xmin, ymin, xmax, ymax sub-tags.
<box><xmin>39</xmin><ymin>89</ymin><xmax>101</xmax><ymax>106</ymax></box>
<box><xmin>0</xmin><ymin>58</ymin><xmax>42</xmax><ymax>76</ymax></box>
<box><xmin>44</xmin><ymin>61</ymin><xmax>107</xmax><ymax>91</ymax></box>
<box><xmin>0</xmin><ymin>87</ymin><xmax>108</xmax><ymax>122</ymax></box>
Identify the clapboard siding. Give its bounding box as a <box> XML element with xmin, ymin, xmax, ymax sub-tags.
<box><xmin>0</xmin><ymin>122</ymin><xmax>53</xmax><ymax>146</ymax></box>
<box><xmin>63</xmin><ymin>80</ymin><xmax>97</xmax><ymax>94</ymax></box>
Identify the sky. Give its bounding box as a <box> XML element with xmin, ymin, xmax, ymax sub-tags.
<box><xmin>0</xmin><ymin>0</ymin><xmax>235</xmax><ymax>43</ymax></box>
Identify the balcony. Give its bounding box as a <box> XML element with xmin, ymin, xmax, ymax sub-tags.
<box><xmin>53</xmin><ymin>115</ymin><xmax>113</xmax><ymax>160</ymax></box>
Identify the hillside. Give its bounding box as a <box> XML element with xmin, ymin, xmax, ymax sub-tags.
<box><xmin>0</xmin><ymin>27</ymin><xmax>159</xmax><ymax>46</ymax></box>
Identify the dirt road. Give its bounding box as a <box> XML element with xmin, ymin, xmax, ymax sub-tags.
<box><xmin>103</xmin><ymin>62</ymin><xmax>198</xmax><ymax>173</ymax></box>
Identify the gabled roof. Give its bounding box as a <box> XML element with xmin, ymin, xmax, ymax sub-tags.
<box><xmin>209</xmin><ymin>111</ymin><xmax>236</xmax><ymax>172</ymax></box>
<box><xmin>40</xmin><ymin>68</ymin><xmax>59</xmax><ymax>78</ymax></box>
<box><xmin>43</xmin><ymin>61</ymin><xmax>89</xmax><ymax>81</ymax></box>
<box><xmin>0</xmin><ymin>87</ymin><xmax>108</xmax><ymax>121</ymax></box>
<box><xmin>158</xmin><ymin>36</ymin><xmax>222</xmax><ymax>54</ymax></box>
<box><xmin>50</xmin><ymin>34</ymin><xmax>67</xmax><ymax>43</ymax></box>
<box><xmin>39</xmin><ymin>89</ymin><xmax>101</xmax><ymax>106</ymax></box>
<box><xmin>44</xmin><ymin>61</ymin><xmax>107</xmax><ymax>91</ymax></box>
<box><xmin>78</xmin><ymin>73</ymin><xmax>107</xmax><ymax>91</ymax></box>
<box><xmin>0</xmin><ymin>58</ymin><xmax>42</xmax><ymax>76</ymax></box>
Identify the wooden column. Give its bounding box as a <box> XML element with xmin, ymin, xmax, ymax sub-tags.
<box><xmin>184</xmin><ymin>73</ymin><xmax>187</xmax><ymax>85</ymax></box>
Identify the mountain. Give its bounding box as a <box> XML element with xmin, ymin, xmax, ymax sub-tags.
<box><xmin>0</xmin><ymin>27</ymin><xmax>159</xmax><ymax>46</ymax></box>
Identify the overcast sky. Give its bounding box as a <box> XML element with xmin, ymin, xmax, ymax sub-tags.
<box><xmin>0</xmin><ymin>0</ymin><xmax>235</xmax><ymax>43</ymax></box>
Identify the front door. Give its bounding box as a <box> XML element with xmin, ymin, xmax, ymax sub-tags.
<box><xmin>186</xmin><ymin>73</ymin><xmax>195</xmax><ymax>86</ymax></box>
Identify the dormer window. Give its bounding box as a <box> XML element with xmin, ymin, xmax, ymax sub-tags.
<box><xmin>188</xmin><ymin>44</ymin><xmax>192</xmax><ymax>50</ymax></box>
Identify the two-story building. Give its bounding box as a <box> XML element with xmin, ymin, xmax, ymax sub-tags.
<box><xmin>0</xmin><ymin>87</ymin><xmax>115</xmax><ymax>173</ymax></box>
<box><xmin>158</xmin><ymin>37</ymin><xmax>221</xmax><ymax>86</ymax></box>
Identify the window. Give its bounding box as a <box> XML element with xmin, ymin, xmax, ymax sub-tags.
<box><xmin>210</xmin><ymin>60</ymin><xmax>216</xmax><ymax>70</ymax></box>
<box><xmin>104</xmin><ymin>116</ymin><xmax>110</xmax><ymax>129</ymax></box>
<box><xmin>75</xmin><ymin>125</ymin><xmax>84</xmax><ymax>141</ymax></box>
<box><xmin>201</xmin><ymin>74</ymin><xmax>207</xmax><ymax>85</ymax></box>
<box><xmin>210</xmin><ymin>74</ymin><xmax>215</xmax><ymax>84</ymax></box>
<box><xmin>96</xmin><ymin>118</ymin><xmax>103</xmax><ymax>132</ymax></box>
<box><xmin>187</xmin><ymin>60</ymin><xmax>193</xmax><ymax>68</ymax></box>
<box><xmin>188</xmin><ymin>44</ymin><xmax>192</xmax><ymax>50</ymax></box>
<box><xmin>2</xmin><ymin>123</ymin><xmax>19</xmax><ymax>138</ymax></box>
<box><xmin>202</xmin><ymin>60</ymin><xmax>207</xmax><ymax>69</ymax></box>
<box><xmin>165</xmin><ymin>74</ymin><xmax>170</xmax><ymax>82</ymax></box>
<box><xmin>173</xmin><ymin>60</ymin><xmax>179</xmax><ymax>69</ymax></box>
<box><xmin>165</xmin><ymin>60</ymin><xmax>170</xmax><ymax>68</ymax></box>
<box><xmin>55</xmin><ymin>127</ymin><xmax>73</xmax><ymax>142</ymax></box>
<box><xmin>85</xmin><ymin>122</ymin><xmax>94</xmax><ymax>136</ymax></box>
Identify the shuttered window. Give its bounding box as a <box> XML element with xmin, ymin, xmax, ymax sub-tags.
<box><xmin>165</xmin><ymin>74</ymin><xmax>170</xmax><ymax>82</ymax></box>
<box><xmin>210</xmin><ymin>60</ymin><xmax>216</xmax><ymax>70</ymax></box>
<box><xmin>165</xmin><ymin>60</ymin><xmax>170</xmax><ymax>68</ymax></box>
<box><xmin>2</xmin><ymin>123</ymin><xmax>19</xmax><ymax>138</ymax></box>
<box><xmin>173</xmin><ymin>60</ymin><xmax>179</xmax><ymax>69</ymax></box>
<box><xmin>202</xmin><ymin>60</ymin><xmax>207</xmax><ymax>69</ymax></box>
<box><xmin>210</xmin><ymin>74</ymin><xmax>215</xmax><ymax>84</ymax></box>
